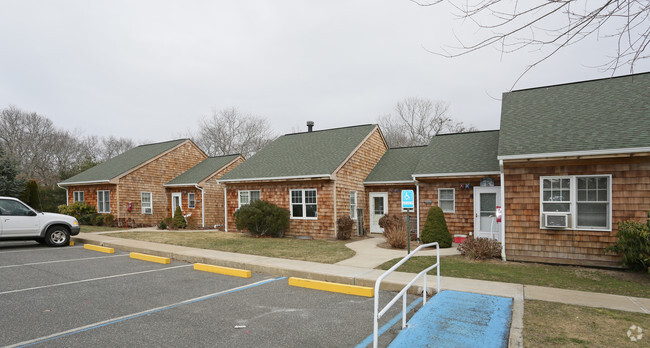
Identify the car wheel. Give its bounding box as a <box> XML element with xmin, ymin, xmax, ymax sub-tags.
<box><xmin>45</xmin><ymin>226</ymin><xmax>70</xmax><ymax>247</ymax></box>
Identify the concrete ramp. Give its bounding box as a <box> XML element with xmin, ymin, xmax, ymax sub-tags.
<box><xmin>389</xmin><ymin>290</ymin><xmax>512</xmax><ymax>348</ymax></box>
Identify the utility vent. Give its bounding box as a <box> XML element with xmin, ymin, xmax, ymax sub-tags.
<box><xmin>543</xmin><ymin>213</ymin><xmax>570</xmax><ymax>229</ymax></box>
<box><xmin>307</xmin><ymin>121</ymin><xmax>314</xmax><ymax>132</ymax></box>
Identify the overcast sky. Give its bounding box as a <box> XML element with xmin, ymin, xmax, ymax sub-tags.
<box><xmin>1</xmin><ymin>1</ymin><xmax>648</xmax><ymax>143</ymax></box>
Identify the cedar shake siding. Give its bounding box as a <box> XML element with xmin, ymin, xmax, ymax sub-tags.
<box><xmin>334</xmin><ymin>128</ymin><xmax>387</xmax><ymax>233</ymax></box>
<box><xmin>225</xmin><ymin>181</ymin><xmax>335</xmax><ymax>239</ymax></box>
<box><xmin>166</xmin><ymin>155</ymin><xmax>245</xmax><ymax>228</ymax></box>
<box><xmin>503</xmin><ymin>156</ymin><xmax>650</xmax><ymax>267</ymax></box>
<box><xmin>364</xmin><ymin>184</ymin><xmax>417</xmax><ymax>233</ymax></box>
<box><xmin>61</xmin><ymin>140</ymin><xmax>207</xmax><ymax>227</ymax></box>
<box><xmin>417</xmin><ymin>176</ymin><xmax>500</xmax><ymax>238</ymax></box>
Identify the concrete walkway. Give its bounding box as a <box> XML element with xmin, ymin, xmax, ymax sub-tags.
<box><xmin>72</xmin><ymin>231</ymin><xmax>650</xmax><ymax>348</ymax></box>
<box><xmin>335</xmin><ymin>234</ymin><xmax>460</xmax><ymax>268</ymax></box>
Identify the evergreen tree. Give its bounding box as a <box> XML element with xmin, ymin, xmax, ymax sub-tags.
<box><xmin>0</xmin><ymin>147</ymin><xmax>25</xmax><ymax>197</ymax></box>
<box><xmin>421</xmin><ymin>206</ymin><xmax>453</xmax><ymax>248</ymax></box>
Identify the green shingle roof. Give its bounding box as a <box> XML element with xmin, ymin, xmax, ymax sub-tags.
<box><xmin>413</xmin><ymin>131</ymin><xmax>500</xmax><ymax>176</ymax></box>
<box><xmin>498</xmin><ymin>72</ymin><xmax>650</xmax><ymax>158</ymax></box>
<box><xmin>220</xmin><ymin>124</ymin><xmax>379</xmax><ymax>181</ymax></box>
<box><xmin>59</xmin><ymin>139</ymin><xmax>188</xmax><ymax>185</ymax></box>
<box><xmin>365</xmin><ymin>146</ymin><xmax>427</xmax><ymax>183</ymax></box>
<box><xmin>165</xmin><ymin>155</ymin><xmax>241</xmax><ymax>186</ymax></box>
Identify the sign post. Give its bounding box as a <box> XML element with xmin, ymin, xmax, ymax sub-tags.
<box><xmin>401</xmin><ymin>190</ymin><xmax>414</xmax><ymax>254</ymax></box>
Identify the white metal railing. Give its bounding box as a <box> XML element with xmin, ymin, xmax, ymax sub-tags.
<box><xmin>373</xmin><ymin>242</ymin><xmax>440</xmax><ymax>348</ymax></box>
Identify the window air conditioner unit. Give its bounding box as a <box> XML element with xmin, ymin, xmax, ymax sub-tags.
<box><xmin>543</xmin><ymin>213</ymin><xmax>570</xmax><ymax>229</ymax></box>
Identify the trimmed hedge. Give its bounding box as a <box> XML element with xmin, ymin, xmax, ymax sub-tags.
<box><xmin>234</xmin><ymin>200</ymin><xmax>289</xmax><ymax>237</ymax></box>
<box><xmin>421</xmin><ymin>206</ymin><xmax>453</xmax><ymax>248</ymax></box>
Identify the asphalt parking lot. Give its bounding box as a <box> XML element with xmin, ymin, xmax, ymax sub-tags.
<box><xmin>0</xmin><ymin>242</ymin><xmax>418</xmax><ymax>348</ymax></box>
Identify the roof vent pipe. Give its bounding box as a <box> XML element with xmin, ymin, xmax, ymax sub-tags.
<box><xmin>307</xmin><ymin>121</ymin><xmax>314</xmax><ymax>132</ymax></box>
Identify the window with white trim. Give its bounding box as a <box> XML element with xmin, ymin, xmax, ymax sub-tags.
<box><xmin>238</xmin><ymin>190</ymin><xmax>261</xmax><ymax>208</ymax></box>
<box><xmin>73</xmin><ymin>191</ymin><xmax>84</xmax><ymax>203</ymax></box>
<box><xmin>438</xmin><ymin>188</ymin><xmax>455</xmax><ymax>213</ymax></box>
<box><xmin>540</xmin><ymin>175</ymin><xmax>611</xmax><ymax>230</ymax></box>
<box><xmin>350</xmin><ymin>191</ymin><xmax>357</xmax><ymax>219</ymax></box>
<box><xmin>291</xmin><ymin>189</ymin><xmax>317</xmax><ymax>219</ymax></box>
<box><xmin>141</xmin><ymin>192</ymin><xmax>152</xmax><ymax>214</ymax></box>
<box><xmin>97</xmin><ymin>190</ymin><xmax>110</xmax><ymax>213</ymax></box>
<box><xmin>188</xmin><ymin>193</ymin><xmax>196</xmax><ymax>209</ymax></box>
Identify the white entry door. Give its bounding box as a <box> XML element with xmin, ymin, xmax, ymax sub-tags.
<box><xmin>171</xmin><ymin>193</ymin><xmax>182</xmax><ymax>217</ymax></box>
<box><xmin>473</xmin><ymin>186</ymin><xmax>501</xmax><ymax>241</ymax></box>
<box><xmin>369</xmin><ymin>192</ymin><xmax>388</xmax><ymax>233</ymax></box>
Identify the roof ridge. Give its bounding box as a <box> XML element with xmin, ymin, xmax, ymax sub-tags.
<box><xmin>283</xmin><ymin>123</ymin><xmax>375</xmax><ymax>136</ymax></box>
<box><xmin>508</xmin><ymin>71</ymin><xmax>649</xmax><ymax>94</ymax></box>
<box><xmin>135</xmin><ymin>138</ymin><xmax>188</xmax><ymax>148</ymax></box>
<box><xmin>207</xmin><ymin>154</ymin><xmax>241</xmax><ymax>159</ymax></box>
<box><xmin>434</xmin><ymin>129</ymin><xmax>499</xmax><ymax>137</ymax></box>
<box><xmin>388</xmin><ymin>145</ymin><xmax>428</xmax><ymax>150</ymax></box>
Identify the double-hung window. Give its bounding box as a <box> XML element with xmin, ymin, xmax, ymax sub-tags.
<box><xmin>97</xmin><ymin>190</ymin><xmax>110</xmax><ymax>213</ymax></box>
<box><xmin>438</xmin><ymin>188</ymin><xmax>455</xmax><ymax>213</ymax></box>
<box><xmin>350</xmin><ymin>191</ymin><xmax>357</xmax><ymax>219</ymax></box>
<box><xmin>188</xmin><ymin>193</ymin><xmax>196</xmax><ymax>209</ymax></box>
<box><xmin>238</xmin><ymin>190</ymin><xmax>260</xmax><ymax>208</ymax></box>
<box><xmin>141</xmin><ymin>192</ymin><xmax>152</xmax><ymax>214</ymax></box>
<box><xmin>291</xmin><ymin>189</ymin><xmax>317</xmax><ymax>219</ymax></box>
<box><xmin>73</xmin><ymin>191</ymin><xmax>84</xmax><ymax>203</ymax></box>
<box><xmin>540</xmin><ymin>175</ymin><xmax>611</xmax><ymax>230</ymax></box>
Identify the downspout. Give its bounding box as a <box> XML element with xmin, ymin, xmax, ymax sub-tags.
<box><xmin>416</xmin><ymin>180</ymin><xmax>420</xmax><ymax>240</ymax></box>
<box><xmin>333</xmin><ymin>180</ymin><xmax>338</xmax><ymax>238</ymax></box>
<box><xmin>223</xmin><ymin>185</ymin><xmax>228</xmax><ymax>232</ymax></box>
<box><xmin>57</xmin><ymin>184</ymin><xmax>68</xmax><ymax>205</ymax></box>
<box><xmin>195</xmin><ymin>184</ymin><xmax>205</xmax><ymax>228</ymax></box>
<box><xmin>499</xmin><ymin>159</ymin><xmax>506</xmax><ymax>261</ymax></box>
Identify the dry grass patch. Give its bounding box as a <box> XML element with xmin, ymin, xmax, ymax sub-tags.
<box><xmin>524</xmin><ymin>300</ymin><xmax>649</xmax><ymax>347</ymax></box>
<box><xmin>105</xmin><ymin>231</ymin><xmax>356</xmax><ymax>264</ymax></box>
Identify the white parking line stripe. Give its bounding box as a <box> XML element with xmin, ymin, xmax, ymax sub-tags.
<box><xmin>7</xmin><ymin>277</ymin><xmax>285</xmax><ymax>348</ymax></box>
<box><xmin>0</xmin><ymin>264</ymin><xmax>192</xmax><ymax>296</ymax></box>
<box><xmin>0</xmin><ymin>254</ymin><xmax>128</xmax><ymax>269</ymax></box>
<box><xmin>0</xmin><ymin>246</ymin><xmax>83</xmax><ymax>254</ymax></box>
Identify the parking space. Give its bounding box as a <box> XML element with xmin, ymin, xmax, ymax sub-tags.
<box><xmin>0</xmin><ymin>242</ymin><xmax>417</xmax><ymax>347</ymax></box>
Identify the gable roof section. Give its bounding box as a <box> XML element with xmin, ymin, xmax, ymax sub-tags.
<box><xmin>365</xmin><ymin>146</ymin><xmax>426</xmax><ymax>184</ymax></box>
<box><xmin>59</xmin><ymin>139</ymin><xmax>189</xmax><ymax>185</ymax></box>
<box><xmin>498</xmin><ymin>72</ymin><xmax>650</xmax><ymax>159</ymax></box>
<box><xmin>413</xmin><ymin>130</ymin><xmax>500</xmax><ymax>177</ymax></box>
<box><xmin>220</xmin><ymin>124</ymin><xmax>379</xmax><ymax>182</ymax></box>
<box><xmin>165</xmin><ymin>155</ymin><xmax>242</xmax><ymax>186</ymax></box>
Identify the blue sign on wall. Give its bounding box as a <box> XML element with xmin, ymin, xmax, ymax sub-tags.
<box><xmin>401</xmin><ymin>190</ymin><xmax>414</xmax><ymax>210</ymax></box>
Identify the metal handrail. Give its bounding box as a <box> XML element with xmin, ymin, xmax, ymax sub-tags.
<box><xmin>373</xmin><ymin>242</ymin><xmax>440</xmax><ymax>348</ymax></box>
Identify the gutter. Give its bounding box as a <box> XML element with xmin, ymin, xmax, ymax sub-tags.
<box><xmin>218</xmin><ymin>174</ymin><xmax>332</xmax><ymax>184</ymax></box>
<box><xmin>416</xmin><ymin>180</ymin><xmax>420</xmax><ymax>240</ymax></box>
<box><xmin>195</xmin><ymin>184</ymin><xmax>205</xmax><ymax>228</ymax></box>
<box><xmin>58</xmin><ymin>179</ymin><xmax>111</xmax><ymax>186</ymax></box>
<box><xmin>57</xmin><ymin>183</ymin><xmax>69</xmax><ymax>205</ymax></box>
<box><xmin>497</xmin><ymin>146</ymin><xmax>650</xmax><ymax>161</ymax></box>
<box><xmin>412</xmin><ymin>171</ymin><xmax>500</xmax><ymax>179</ymax></box>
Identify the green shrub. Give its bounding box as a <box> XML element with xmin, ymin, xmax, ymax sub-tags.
<box><xmin>604</xmin><ymin>216</ymin><xmax>650</xmax><ymax>271</ymax></box>
<box><xmin>103</xmin><ymin>214</ymin><xmax>115</xmax><ymax>227</ymax></box>
<box><xmin>458</xmin><ymin>237</ymin><xmax>502</xmax><ymax>260</ymax></box>
<box><xmin>92</xmin><ymin>213</ymin><xmax>104</xmax><ymax>226</ymax></box>
<box><xmin>58</xmin><ymin>201</ymin><xmax>96</xmax><ymax>220</ymax></box>
<box><xmin>173</xmin><ymin>206</ymin><xmax>186</xmax><ymax>229</ymax></box>
<box><xmin>421</xmin><ymin>206</ymin><xmax>453</xmax><ymax>248</ymax></box>
<box><xmin>234</xmin><ymin>200</ymin><xmax>289</xmax><ymax>237</ymax></box>
<box><xmin>336</xmin><ymin>215</ymin><xmax>354</xmax><ymax>240</ymax></box>
<box><xmin>379</xmin><ymin>214</ymin><xmax>407</xmax><ymax>249</ymax></box>
<box><xmin>158</xmin><ymin>219</ymin><xmax>168</xmax><ymax>230</ymax></box>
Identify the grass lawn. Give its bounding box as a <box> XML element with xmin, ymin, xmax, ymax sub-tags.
<box><xmin>378</xmin><ymin>255</ymin><xmax>650</xmax><ymax>298</ymax></box>
<box><xmin>105</xmin><ymin>231</ymin><xmax>356</xmax><ymax>264</ymax></box>
<box><xmin>524</xmin><ymin>300</ymin><xmax>649</xmax><ymax>347</ymax></box>
<box><xmin>80</xmin><ymin>225</ymin><xmax>129</xmax><ymax>233</ymax></box>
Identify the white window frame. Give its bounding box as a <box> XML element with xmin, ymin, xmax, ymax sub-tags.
<box><xmin>97</xmin><ymin>190</ymin><xmax>110</xmax><ymax>213</ymax></box>
<box><xmin>438</xmin><ymin>188</ymin><xmax>455</xmax><ymax>213</ymax></box>
<box><xmin>350</xmin><ymin>191</ymin><xmax>357</xmax><ymax>219</ymax></box>
<box><xmin>238</xmin><ymin>190</ymin><xmax>261</xmax><ymax>208</ymax></box>
<box><xmin>141</xmin><ymin>192</ymin><xmax>152</xmax><ymax>214</ymax></box>
<box><xmin>539</xmin><ymin>175</ymin><xmax>612</xmax><ymax>231</ymax></box>
<box><xmin>290</xmin><ymin>189</ymin><xmax>318</xmax><ymax>220</ymax></box>
<box><xmin>73</xmin><ymin>191</ymin><xmax>84</xmax><ymax>203</ymax></box>
<box><xmin>188</xmin><ymin>193</ymin><xmax>196</xmax><ymax>209</ymax></box>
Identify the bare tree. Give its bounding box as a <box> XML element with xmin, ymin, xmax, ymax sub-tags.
<box><xmin>192</xmin><ymin>107</ymin><xmax>275</xmax><ymax>158</ymax></box>
<box><xmin>378</xmin><ymin>98</ymin><xmax>476</xmax><ymax>147</ymax></box>
<box><xmin>100</xmin><ymin>135</ymin><xmax>136</xmax><ymax>161</ymax></box>
<box><xmin>415</xmin><ymin>1</ymin><xmax>649</xmax><ymax>83</ymax></box>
